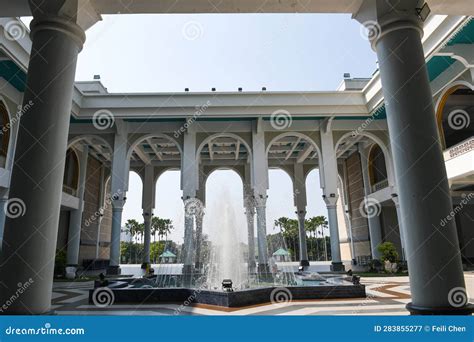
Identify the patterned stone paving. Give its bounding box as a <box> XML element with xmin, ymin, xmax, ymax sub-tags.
<box><xmin>51</xmin><ymin>274</ymin><xmax>474</xmax><ymax>316</ymax></box>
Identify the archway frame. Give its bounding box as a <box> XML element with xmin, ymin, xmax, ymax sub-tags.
<box><xmin>434</xmin><ymin>80</ymin><xmax>474</xmax><ymax>149</ymax></box>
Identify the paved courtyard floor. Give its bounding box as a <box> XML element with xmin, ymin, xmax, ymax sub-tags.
<box><xmin>50</xmin><ymin>272</ymin><xmax>474</xmax><ymax>315</ymax></box>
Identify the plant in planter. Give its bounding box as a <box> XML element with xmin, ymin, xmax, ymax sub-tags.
<box><xmin>377</xmin><ymin>242</ymin><xmax>399</xmax><ymax>273</ymax></box>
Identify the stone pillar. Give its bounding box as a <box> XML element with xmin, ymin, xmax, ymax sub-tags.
<box><xmin>0</xmin><ymin>3</ymin><xmax>89</xmax><ymax>314</ymax></box>
<box><xmin>194</xmin><ymin>211</ymin><xmax>204</xmax><ymax>270</ymax></box>
<box><xmin>355</xmin><ymin>0</ymin><xmax>469</xmax><ymax>314</ymax></box>
<box><xmin>326</xmin><ymin>202</ymin><xmax>343</xmax><ymax>271</ymax></box>
<box><xmin>358</xmin><ymin>144</ymin><xmax>383</xmax><ymax>260</ymax></box>
<box><xmin>296</xmin><ymin>209</ymin><xmax>309</xmax><ymax>266</ymax></box>
<box><xmin>244</xmin><ymin>186</ymin><xmax>256</xmax><ymax>272</ymax></box>
<box><xmin>255</xmin><ymin>194</ymin><xmax>269</xmax><ymax>273</ymax></box>
<box><xmin>182</xmin><ymin>200</ymin><xmax>195</xmax><ymax>285</ymax></box>
<box><xmin>320</xmin><ymin>121</ymin><xmax>344</xmax><ymax>272</ymax></box>
<box><xmin>95</xmin><ymin>166</ymin><xmax>106</xmax><ymax>259</ymax></box>
<box><xmin>142</xmin><ymin>165</ymin><xmax>155</xmax><ymax>266</ymax></box>
<box><xmin>108</xmin><ymin>129</ymin><xmax>128</xmax><ymax>275</ymax></box>
<box><xmin>142</xmin><ymin>213</ymin><xmax>152</xmax><ymax>265</ymax></box>
<box><xmin>66</xmin><ymin>145</ymin><xmax>89</xmax><ymax>277</ymax></box>
<box><xmin>181</xmin><ymin>129</ymin><xmax>198</xmax><ymax>284</ymax></box>
<box><xmin>294</xmin><ymin>163</ymin><xmax>309</xmax><ymax>267</ymax></box>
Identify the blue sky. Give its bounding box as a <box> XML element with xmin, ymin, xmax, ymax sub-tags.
<box><xmin>72</xmin><ymin>14</ymin><xmax>377</xmax><ymax>243</ymax></box>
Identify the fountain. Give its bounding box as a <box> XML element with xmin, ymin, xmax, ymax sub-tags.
<box><xmin>89</xmin><ymin>192</ymin><xmax>365</xmax><ymax>308</ymax></box>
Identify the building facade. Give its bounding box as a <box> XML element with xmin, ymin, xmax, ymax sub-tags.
<box><xmin>0</xmin><ymin>0</ymin><xmax>472</xmax><ymax>314</ymax></box>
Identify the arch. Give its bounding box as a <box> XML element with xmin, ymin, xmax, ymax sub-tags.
<box><xmin>368</xmin><ymin>144</ymin><xmax>388</xmax><ymax>187</ymax></box>
<box><xmin>67</xmin><ymin>134</ymin><xmax>113</xmax><ymax>153</ymax></box>
<box><xmin>265</xmin><ymin>132</ymin><xmax>322</xmax><ymax>161</ymax></box>
<box><xmin>203</xmin><ymin>166</ymin><xmax>245</xmax><ymax>185</ymax></box>
<box><xmin>63</xmin><ymin>148</ymin><xmax>79</xmax><ymax>195</ymax></box>
<box><xmin>127</xmin><ymin>133</ymin><xmax>183</xmax><ymax>162</ymax></box>
<box><xmin>334</xmin><ymin>131</ymin><xmax>395</xmax><ymax>188</ymax></box>
<box><xmin>435</xmin><ymin>80</ymin><xmax>474</xmax><ymax>149</ymax></box>
<box><xmin>196</xmin><ymin>133</ymin><xmax>253</xmax><ymax>163</ymax></box>
<box><xmin>154</xmin><ymin>166</ymin><xmax>181</xmax><ymax>188</ymax></box>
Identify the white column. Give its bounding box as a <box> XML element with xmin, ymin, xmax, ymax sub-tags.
<box><xmin>251</xmin><ymin>119</ymin><xmax>270</xmax><ymax>272</ymax></box>
<box><xmin>355</xmin><ymin>0</ymin><xmax>468</xmax><ymax>314</ymax></box>
<box><xmin>194</xmin><ymin>211</ymin><xmax>204</xmax><ymax>270</ymax></box>
<box><xmin>358</xmin><ymin>144</ymin><xmax>383</xmax><ymax>260</ymax></box>
<box><xmin>95</xmin><ymin>166</ymin><xmax>106</xmax><ymax>259</ymax></box>
<box><xmin>255</xmin><ymin>194</ymin><xmax>269</xmax><ymax>272</ymax></box>
<box><xmin>320</xmin><ymin>123</ymin><xmax>344</xmax><ymax>271</ymax></box>
<box><xmin>0</xmin><ymin>2</ymin><xmax>91</xmax><ymax>313</ymax></box>
<box><xmin>294</xmin><ymin>163</ymin><xmax>309</xmax><ymax>266</ymax></box>
<box><xmin>181</xmin><ymin>130</ymin><xmax>198</xmax><ymax>282</ymax></box>
<box><xmin>66</xmin><ymin>145</ymin><xmax>89</xmax><ymax>276</ymax></box>
<box><xmin>244</xmin><ymin>181</ymin><xmax>256</xmax><ymax>272</ymax></box>
<box><xmin>142</xmin><ymin>165</ymin><xmax>155</xmax><ymax>265</ymax></box>
<box><xmin>108</xmin><ymin>128</ymin><xmax>128</xmax><ymax>275</ymax></box>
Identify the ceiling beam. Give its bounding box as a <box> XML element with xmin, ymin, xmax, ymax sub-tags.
<box><xmin>285</xmin><ymin>137</ymin><xmax>301</xmax><ymax>161</ymax></box>
<box><xmin>146</xmin><ymin>138</ymin><xmax>163</xmax><ymax>161</ymax></box>
<box><xmin>134</xmin><ymin>145</ymin><xmax>151</xmax><ymax>165</ymax></box>
<box><xmin>296</xmin><ymin>144</ymin><xmax>314</xmax><ymax>164</ymax></box>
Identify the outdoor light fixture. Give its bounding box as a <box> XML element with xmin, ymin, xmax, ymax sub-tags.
<box><xmin>222</xmin><ymin>279</ymin><xmax>233</xmax><ymax>292</ymax></box>
<box><xmin>416</xmin><ymin>3</ymin><xmax>431</xmax><ymax>22</ymax></box>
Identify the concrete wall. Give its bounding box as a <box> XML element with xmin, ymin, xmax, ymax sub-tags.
<box><xmin>77</xmin><ymin>156</ymin><xmax>112</xmax><ymax>264</ymax></box>
<box><xmin>344</xmin><ymin>152</ymin><xmax>371</xmax><ymax>258</ymax></box>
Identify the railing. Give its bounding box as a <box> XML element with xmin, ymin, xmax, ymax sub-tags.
<box><xmin>443</xmin><ymin>137</ymin><xmax>474</xmax><ymax>161</ymax></box>
<box><xmin>371</xmin><ymin>179</ymin><xmax>389</xmax><ymax>193</ymax></box>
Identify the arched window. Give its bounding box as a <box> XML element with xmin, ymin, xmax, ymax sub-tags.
<box><xmin>437</xmin><ymin>86</ymin><xmax>474</xmax><ymax>149</ymax></box>
<box><xmin>368</xmin><ymin>145</ymin><xmax>388</xmax><ymax>190</ymax></box>
<box><xmin>63</xmin><ymin>148</ymin><xmax>79</xmax><ymax>196</ymax></box>
<box><xmin>0</xmin><ymin>101</ymin><xmax>10</xmax><ymax>167</ymax></box>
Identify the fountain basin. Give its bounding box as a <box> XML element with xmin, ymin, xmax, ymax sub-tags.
<box><xmin>89</xmin><ymin>283</ymin><xmax>366</xmax><ymax>308</ymax></box>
